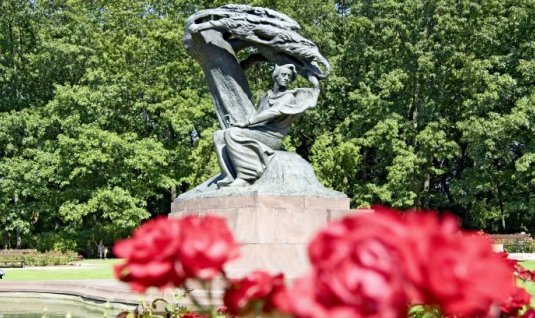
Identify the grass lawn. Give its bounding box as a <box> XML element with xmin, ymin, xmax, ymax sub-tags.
<box><xmin>0</xmin><ymin>258</ymin><xmax>121</xmax><ymax>281</ymax></box>
<box><xmin>520</xmin><ymin>260</ymin><xmax>535</xmax><ymax>270</ymax></box>
<box><xmin>3</xmin><ymin>259</ymin><xmax>535</xmax><ymax>295</ymax></box>
<box><xmin>520</xmin><ymin>261</ymin><xmax>535</xmax><ymax>295</ymax></box>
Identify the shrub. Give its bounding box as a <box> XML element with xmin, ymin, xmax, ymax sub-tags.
<box><xmin>504</xmin><ymin>237</ymin><xmax>535</xmax><ymax>253</ymax></box>
<box><xmin>31</xmin><ymin>232</ymin><xmax>79</xmax><ymax>253</ymax></box>
<box><xmin>22</xmin><ymin>250</ymin><xmax>81</xmax><ymax>266</ymax></box>
<box><xmin>492</xmin><ymin>235</ymin><xmax>535</xmax><ymax>253</ymax></box>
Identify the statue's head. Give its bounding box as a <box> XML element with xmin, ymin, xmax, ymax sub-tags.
<box><xmin>272</xmin><ymin>64</ymin><xmax>297</xmax><ymax>87</ymax></box>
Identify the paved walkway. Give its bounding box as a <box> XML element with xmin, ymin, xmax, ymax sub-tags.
<box><xmin>0</xmin><ymin>259</ymin><xmax>226</xmax><ymax>311</ymax></box>
<box><xmin>0</xmin><ymin>278</ymin><xmax>223</xmax><ymax>311</ymax></box>
<box><xmin>0</xmin><ymin>280</ymin><xmax>151</xmax><ymax>306</ymax></box>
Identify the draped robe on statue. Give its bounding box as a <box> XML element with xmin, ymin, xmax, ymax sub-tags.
<box><xmin>223</xmin><ymin>87</ymin><xmax>318</xmax><ymax>182</ymax></box>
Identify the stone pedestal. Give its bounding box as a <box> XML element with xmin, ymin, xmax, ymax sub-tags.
<box><xmin>170</xmin><ymin>195</ymin><xmax>355</xmax><ymax>278</ymax></box>
<box><xmin>170</xmin><ymin>151</ymin><xmax>365</xmax><ymax>278</ymax></box>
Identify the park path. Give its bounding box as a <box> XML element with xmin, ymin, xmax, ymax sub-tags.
<box><xmin>0</xmin><ymin>260</ymin><xmax>225</xmax><ymax>315</ymax></box>
<box><xmin>0</xmin><ymin>278</ymin><xmax>222</xmax><ymax>310</ymax></box>
<box><xmin>0</xmin><ymin>279</ymin><xmax>150</xmax><ymax>306</ymax></box>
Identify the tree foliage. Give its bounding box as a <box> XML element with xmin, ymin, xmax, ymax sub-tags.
<box><xmin>307</xmin><ymin>0</ymin><xmax>535</xmax><ymax>232</ymax></box>
<box><xmin>1</xmin><ymin>0</ymin><xmax>534</xmax><ymax>252</ymax></box>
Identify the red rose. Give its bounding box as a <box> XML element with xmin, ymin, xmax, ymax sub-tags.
<box><xmin>523</xmin><ymin>309</ymin><xmax>535</xmax><ymax>318</ymax></box>
<box><xmin>177</xmin><ymin>215</ymin><xmax>239</xmax><ymax>279</ymax></box>
<box><xmin>181</xmin><ymin>313</ymin><xmax>208</xmax><ymax>318</ymax></box>
<box><xmin>427</xmin><ymin>237</ymin><xmax>514</xmax><ymax>317</ymax></box>
<box><xmin>287</xmin><ymin>210</ymin><xmax>417</xmax><ymax>318</ymax></box>
<box><xmin>401</xmin><ymin>213</ymin><xmax>516</xmax><ymax>317</ymax></box>
<box><xmin>515</xmin><ymin>264</ymin><xmax>535</xmax><ymax>282</ymax></box>
<box><xmin>114</xmin><ymin>215</ymin><xmax>239</xmax><ymax>292</ymax></box>
<box><xmin>496</xmin><ymin>252</ymin><xmax>518</xmax><ymax>268</ymax></box>
<box><xmin>501</xmin><ymin>286</ymin><xmax>532</xmax><ymax>316</ymax></box>
<box><xmin>224</xmin><ymin>270</ymin><xmax>287</xmax><ymax>315</ymax></box>
<box><xmin>496</xmin><ymin>252</ymin><xmax>535</xmax><ymax>281</ymax></box>
<box><xmin>113</xmin><ymin>216</ymin><xmax>185</xmax><ymax>292</ymax></box>
<box><xmin>217</xmin><ymin>305</ymin><xmax>229</xmax><ymax>314</ymax></box>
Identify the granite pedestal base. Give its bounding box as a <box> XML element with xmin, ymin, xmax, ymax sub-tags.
<box><xmin>170</xmin><ymin>195</ymin><xmax>355</xmax><ymax>279</ymax></box>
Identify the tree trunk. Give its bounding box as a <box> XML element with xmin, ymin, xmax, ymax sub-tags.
<box><xmin>4</xmin><ymin>232</ymin><xmax>10</xmax><ymax>250</ymax></box>
<box><xmin>497</xmin><ymin>184</ymin><xmax>506</xmax><ymax>232</ymax></box>
<box><xmin>16</xmin><ymin>228</ymin><xmax>21</xmax><ymax>249</ymax></box>
<box><xmin>409</xmin><ymin>74</ymin><xmax>420</xmax><ymax>130</ymax></box>
<box><xmin>8</xmin><ymin>19</ymin><xmax>19</xmax><ymax>110</ymax></box>
<box><xmin>170</xmin><ymin>186</ymin><xmax>177</xmax><ymax>202</ymax></box>
<box><xmin>423</xmin><ymin>172</ymin><xmax>430</xmax><ymax>209</ymax></box>
<box><xmin>14</xmin><ymin>194</ymin><xmax>21</xmax><ymax>248</ymax></box>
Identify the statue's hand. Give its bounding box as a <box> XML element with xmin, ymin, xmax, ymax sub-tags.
<box><xmin>232</xmin><ymin>122</ymin><xmax>248</xmax><ymax>128</ymax></box>
<box><xmin>305</xmin><ymin>71</ymin><xmax>319</xmax><ymax>84</ymax></box>
<box><xmin>188</xmin><ymin>23</ymin><xmax>201</xmax><ymax>33</ymax></box>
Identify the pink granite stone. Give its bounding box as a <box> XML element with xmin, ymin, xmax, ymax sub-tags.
<box><xmin>170</xmin><ymin>195</ymin><xmax>354</xmax><ymax>278</ymax></box>
<box><xmin>224</xmin><ymin>243</ymin><xmax>310</xmax><ymax>278</ymax></box>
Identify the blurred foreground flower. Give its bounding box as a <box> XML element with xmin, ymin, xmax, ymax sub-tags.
<box><xmin>224</xmin><ymin>270</ymin><xmax>288</xmax><ymax>316</ymax></box>
<box><xmin>114</xmin><ymin>215</ymin><xmax>239</xmax><ymax>292</ymax></box>
<box><xmin>501</xmin><ymin>287</ymin><xmax>532</xmax><ymax>316</ymax></box>
<box><xmin>281</xmin><ymin>207</ymin><xmax>516</xmax><ymax>318</ymax></box>
<box><xmin>114</xmin><ymin>208</ymin><xmax>530</xmax><ymax>318</ymax></box>
<box><xmin>113</xmin><ymin>216</ymin><xmax>185</xmax><ymax>292</ymax></box>
<box><xmin>497</xmin><ymin>252</ymin><xmax>535</xmax><ymax>317</ymax></box>
<box><xmin>401</xmin><ymin>210</ymin><xmax>515</xmax><ymax>317</ymax></box>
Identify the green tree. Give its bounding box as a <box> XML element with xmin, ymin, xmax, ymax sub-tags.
<box><xmin>309</xmin><ymin>0</ymin><xmax>535</xmax><ymax>232</ymax></box>
<box><xmin>1</xmin><ymin>0</ymin><xmax>534</xmax><ymax>251</ymax></box>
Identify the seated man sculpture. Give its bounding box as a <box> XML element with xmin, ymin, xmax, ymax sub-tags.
<box><xmin>184</xmin><ymin>4</ymin><xmax>329</xmax><ymax>189</ymax></box>
<box><xmin>214</xmin><ymin>64</ymin><xmax>319</xmax><ymax>187</ymax></box>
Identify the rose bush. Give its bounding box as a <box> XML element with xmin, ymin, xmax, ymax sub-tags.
<box><xmin>114</xmin><ymin>208</ymin><xmax>533</xmax><ymax>318</ymax></box>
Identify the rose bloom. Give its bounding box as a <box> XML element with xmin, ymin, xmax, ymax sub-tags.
<box><xmin>496</xmin><ymin>252</ymin><xmax>518</xmax><ymax>268</ymax></box>
<box><xmin>500</xmin><ymin>286</ymin><xmax>532</xmax><ymax>317</ymax></box>
<box><xmin>523</xmin><ymin>309</ymin><xmax>535</xmax><ymax>318</ymax></box>
<box><xmin>401</xmin><ymin>211</ymin><xmax>516</xmax><ymax>317</ymax></box>
<box><xmin>282</xmin><ymin>272</ymin><xmax>382</xmax><ymax>318</ymax></box>
<box><xmin>280</xmin><ymin>207</ymin><xmax>517</xmax><ymax>318</ymax></box>
<box><xmin>224</xmin><ymin>270</ymin><xmax>287</xmax><ymax>315</ymax></box>
<box><xmin>181</xmin><ymin>313</ymin><xmax>208</xmax><ymax>318</ymax></box>
<box><xmin>177</xmin><ymin>215</ymin><xmax>239</xmax><ymax>279</ymax></box>
<box><xmin>497</xmin><ymin>252</ymin><xmax>535</xmax><ymax>281</ymax></box>
<box><xmin>114</xmin><ymin>215</ymin><xmax>239</xmax><ymax>292</ymax></box>
<box><xmin>114</xmin><ymin>216</ymin><xmax>185</xmax><ymax>292</ymax></box>
<box><xmin>283</xmin><ymin>210</ymin><xmax>418</xmax><ymax>318</ymax></box>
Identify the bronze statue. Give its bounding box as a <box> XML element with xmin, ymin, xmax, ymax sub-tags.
<box><xmin>183</xmin><ymin>4</ymin><xmax>329</xmax><ymax>188</ymax></box>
